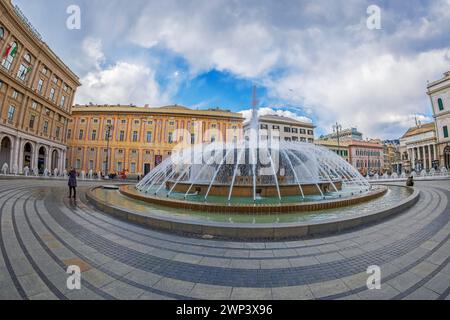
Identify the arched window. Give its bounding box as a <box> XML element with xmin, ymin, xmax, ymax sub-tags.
<box><xmin>1</xmin><ymin>41</ymin><xmax>17</xmax><ymax>70</ymax></box>
<box><xmin>24</xmin><ymin>53</ymin><xmax>31</xmax><ymax>63</ymax></box>
<box><xmin>0</xmin><ymin>27</ymin><xmax>4</xmax><ymax>39</ymax></box>
<box><xmin>438</xmin><ymin>98</ymin><xmax>444</xmax><ymax>111</ymax></box>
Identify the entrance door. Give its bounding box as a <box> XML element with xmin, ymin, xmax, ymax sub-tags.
<box><xmin>445</xmin><ymin>147</ymin><xmax>450</xmax><ymax>169</ymax></box>
<box><xmin>23</xmin><ymin>143</ymin><xmax>32</xmax><ymax>168</ymax></box>
<box><xmin>0</xmin><ymin>137</ymin><xmax>12</xmax><ymax>168</ymax></box>
<box><xmin>38</xmin><ymin>147</ymin><xmax>46</xmax><ymax>174</ymax></box>
<box><xmin>144</xmin><ymin>163</ymin><xmax>151</xmax><ymax>175</ymax></box>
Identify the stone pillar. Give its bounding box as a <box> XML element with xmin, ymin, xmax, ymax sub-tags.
<box><xmin>410</xmin><ymin>147</ymin><xmax>415</xmax><ymax>171</ymax></box>
<box><xmin>421</xmin><ymin>146</ymin><xmax>425</xmax><ymax>171</ymax></box>
<box><xmin>428</xmin><ymin>145</ymin><xmax>432</xmax><ymax>170</ymax></box>
<box><xmin>12</xmin><ymin>137</ymin><xmax>20</xmax><ymax>173</ymax></box>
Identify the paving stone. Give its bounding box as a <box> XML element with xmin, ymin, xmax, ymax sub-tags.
<box><xmin>190</xmin><ymin>283</ymin><xmax>232</xmax><ymax>300</ymax></box>
<box><xmin>101</xmin><ymin>280</ymin><xmax>145</xmax><ymax>300</ymax></box>
<box><xmin>230</xmin><ymin>287</ymin><xmax>272</xmax><ymax>300</ymax></box>
<box><xmin>272</xmin><ymin>285</ymin><xmax>314</xmax><ymax>300</ymax></box>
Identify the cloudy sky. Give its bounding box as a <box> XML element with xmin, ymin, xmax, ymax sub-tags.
<box><xmin>12</xmin><ymin>0</ymin><xmax>450</xmax><ymax>138</ymax></box>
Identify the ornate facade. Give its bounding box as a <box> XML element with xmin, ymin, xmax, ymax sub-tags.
<box><xmin>66</xmin><ymin>104</ymin><xmax>244</xmax><ymax>176</ymax></box>
<box><xmin>0</xmin><ymin>0</ymin><xmax>80</xmax><ymax>174</ymax></box>
<box><xmin>427</xmin><ymin>71</ymin><xmax>450</xmax><ymax>169</ymax></box>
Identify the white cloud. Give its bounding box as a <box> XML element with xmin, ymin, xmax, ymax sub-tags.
<box><xmin>75</xmin><ymin>37</ymin><xmax>169</xmax><ymax>106</ymax></box>
<box><xmin>240</xmin><ymin>107</ymin><xmax>313</xmax><ymax>124</ymax></box>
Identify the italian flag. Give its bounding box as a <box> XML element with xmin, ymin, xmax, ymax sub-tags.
<box><xmin>2</xmin><ymin>43</ymin><xmax>17</xmax><ymax>59</ymax></box>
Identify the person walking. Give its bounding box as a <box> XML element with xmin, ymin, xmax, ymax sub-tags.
<box><xmin>68</xmin><ymin>167</ymin><xmax>77</xmax><ymax>199</ymax></box>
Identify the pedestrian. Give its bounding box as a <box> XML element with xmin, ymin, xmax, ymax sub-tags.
<box><xmin>406</xmin><ymin>175</ymin><xmax>414</xmax><ymax>187</ymax></box>
<box><xmin>68</xmin><ymin>167</ymin><xmax>77</xmax><ymax>199</ymax></box>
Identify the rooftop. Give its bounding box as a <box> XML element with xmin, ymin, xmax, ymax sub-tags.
<box><xmin>71</xmin><ymin>104</ymin><xmax>244</xmax><ymax>120</ymax></box>
<box><xmin>401</xmin><ymin>122</ymin><xmax>435</xmax><ymax>138</ymax></box>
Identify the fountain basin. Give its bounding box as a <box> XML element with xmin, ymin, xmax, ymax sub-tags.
<box><xmin>120</xmin><ymin>184</ymin><xmax>386</xmax><ymax>214</ymax></box>
<box><xmin>86</xmin><ymin>184</ymin><xmax>418</xmax><ymax>239</ymax></box>
<box><xmin>166</xmin><ymin>180</ymin><xmax>342</xmax><ymax>197</ymax></box>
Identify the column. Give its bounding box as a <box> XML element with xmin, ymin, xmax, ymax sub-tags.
<box><xmin>12</xmin><ymin>137</ymin><xmax>21</xmax><ymax>174</ymax></box>
<box><xmin>421</xmin><ymin>146</ymin><xmax>425</xmax><ymax>171</ymax></box>
<box><xmin>428</xmin><ymin>145</ymin><xmax>432</xmax><ymax>170</ymax></box>
<box><xmin>410</xmin><ymin>148</ymin><xmax>415</xmax><ymax>171</ymax></box>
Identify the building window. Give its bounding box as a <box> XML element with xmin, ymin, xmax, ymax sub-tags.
<box><xmin>80</xmin><ymin>119</ymin><xmax>86</xmax><ymax>123</ymax></box>
<box><xmin>89</xmin><ymin>160</ymin><xmax>94</xmax><ymax>170</ymax></box>
<box><xmin>284</xmin><ymin>127</ymin><xmax>291</xmax><ymax>133</ymax></box>
<box><xmin>121</xmin><ymin>119</ymin><xmax>126</xmax><ymax>124</ymax></box>
<box><xmin>292</xmin><ymin>128</ymin><xmax>298</xmax><ymax>133</ymax></box>
<box><xmin>17</xmin><ymin>64</ymin><xmax>29</xmax><ymax>81</ymax></box>
<box><xmin>42</xmin><ymin>67</ymin><xmax>48</xmax><ymax>75</ymax></box>
<box><xmin>43</xmin><ymin>121</ymin><xmax>49</xmax><ymax>134</ymax></box>
<box><xmin>307</xmin><ymin>130</ymin><xmax>314</xmax><ymax>135</ymax></box>
<box><xmin>285</xmin><ymin>137</ymin><xmax>291</xmax><ymax>141</ymax></box>
<box><xmin>169</xmin><ymin>132</ymin><xmax>174</xmax><ymax>143</ymax></box>
<box><xmin>272</xmin><ymin>125</ymin><xmax>279</xmax><ymax>130</ymax></box>
<box><xmin>91</xmin><ymin>130</ymin><xmax>97</xmax><ymax>140</ymax></box>
<box><xmin>29</xmin><ymin>115</ymin><xmax>35</xmax><ymax>129</ymax></box>
<box><xmin>67</xmin><ymin>129</ymin><xmax>72</xmax><ymax>139</ymax></box>
<box><xmin>93</xmin><ymin>119</ymin><xmax>98</xmax><ymax>123</ymax></box>
<box><xmin>131</xmin><ymin>163</ymin><xmax>136</xmax><ymax>173</ymax></box>
<box><xmin>1</xmin><ymin>42</ymin><xmax>17</xmax><ymax>70</ymax></box>
<box><xmin>300</xmin><ymin>137</ymin><xmax>306</xmax><ymax>142</ymax></box>
<box><xmin>12</xmin><ymin>90</ymin><xmax>18</xmax><ymax>99</ymax></box>
<box><xmin>50</xmin><ymin>88</ymin><xmax>55</xmax><ymax>101</ymax></box>
<box><xmin>60</xmin><ymin>95</ymin><xmax>65</xmax><ymax>107</ymax></box>
<box><xmin>292</xmin><ymin>136</ymin><xmax>298</xmax><ymax>141</ymax></box>
<box><xmin>146</xmin><ymin>131</ymin><xmax>152</xmax><ymax>142</ymax></box>
<box><xmin>31</xmin><ymin>101</ymin><xmax>37</xmax><ymax>110</ymax></box>
<box><xmin>444</xmin><ymin>126</ymin><xmax>449</xmax><ymax>138</ymax></box>
<box><xmin>438</xmin><ymin>98</ymin><xmax>444</xmax><ymax>111</ymax></box>
<box><xmin>76</xmin><ymin>159</ymin><xmax>81</xmax><ymax>169</ymax></box>
<box><xmin>117</xmin><ymin>162</ymin><xmax>123</xmax><ymax>172</ymax></box>
<box><xmin>106</xmin><ymin>119</ymin><xmax>112</xmax><ymax>125</ymax></box>
<box><xmin>191</xmin><ymin>134</ymin><xmax>195</xmax><ymax>144</ymax></box>
<box><xmin>147</xmin><ymin>120</ymin><xmax>153</xmax><ymax>125</ymax></box>
<box><xmin>118</xmin><ymin>149</ymin><xmax>124</xmax><ymax>154</ymax></box>
<box><xmin>308</xmin><ymin>138</ymin><xmax>314</xmax><ymax>143</ymax></box>
<box><xmin>134</xmin><ymin>120</ymin><xmax>139</xmax><ymax>125</ymax></box>
<box><xmin>260</xmin><ymin>124</ymin><xmax>268</xmax><ymax>130</ymax></box>
<box><xmin>0</xmin><ymin>27</ymin><xmax>4</xmax><ymax>39</ymax></box>
<box><xmin>56</xmin><ymin>127</ymin><xmax>60</xmax><ymax>138</ymax></box>
<box><xmin>300</xmin><ymin>129</ymin><xmax>306</xmax><ymax>134</ymax></box>
<box><xmin>7</xmin><ymin>105</ymin><xmax>15</xmax><ymax>121</ymax></box>
<box><xmin>78</xmin><ymin>129</ymin><xmax>84</xmax><ymax>140</ymax></box>
<box><xmin>119</xmin><ymin>130</ymin><xmax>125</xmax><ymax>141</ymax></box>
<box><xmin>132</xmin><ymin>131</ymin><xmax>138</xmax><ymax>142</ymax></box>
<box><xmin>37</xmin><ymin>79</ymin><xmax>44</xmax><ymax>93</ymax></box>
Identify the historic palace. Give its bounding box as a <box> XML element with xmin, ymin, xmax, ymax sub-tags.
<box><xmin>0</xmin><ymin>0</ymin><xmax>80</xmax><ymax>175</ymax></box>
<box><xmin>66</xmin><ymin>104</ymin><xmax>243</xmax><ymax>176</ymax></box>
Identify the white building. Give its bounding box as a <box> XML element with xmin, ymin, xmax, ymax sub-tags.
<box><xmin>244</xmin><ymin>114</ymin><xmax>315</xmax><ymax>143</ymax></box>
<box><xmin>427</xmin><ymin>71</ymin><xmax>450</xmax><ymax>169</ymax></box>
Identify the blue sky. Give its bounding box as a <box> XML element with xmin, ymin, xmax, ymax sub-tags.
<box><xmin>12</xmin><ymin>0</ymin><xmax>450</xmax><ymax>138</ymax></box>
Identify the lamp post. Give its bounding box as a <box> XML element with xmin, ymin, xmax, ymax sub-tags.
<box><xmin>105</xmin><ymin>124</ymin><xmax>113</xmax><ymax>178</ymax></box>
<box><xmin>333</xmin><ymin>122</ymin><xmax>342</xmax><ymax>157</ymax></box>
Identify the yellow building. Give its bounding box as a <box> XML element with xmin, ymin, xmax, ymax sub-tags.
<box><xmin>0</xmin><ymin>0</ymin><xmax>80</xmax><ymax>174</ymax></box>
<box><xmin>67</xmin><ymin>104</ymin><xmax>244</xmax><ymax>176</ymax></box>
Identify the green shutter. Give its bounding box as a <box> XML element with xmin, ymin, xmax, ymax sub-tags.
<box><xmin>444</xmin><ymin>126</ymin><xmax>449</xmax><ymax>138</ymax></box>
<box><xmin>438</xmin><ymin>98</ymin><xmax>444</xmax><ymax>111</ymax></box>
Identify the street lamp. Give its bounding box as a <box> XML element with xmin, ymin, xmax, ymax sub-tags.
<box><xmin>105</xmin><ymin>124</ymin><xmax>113</xmax><ymax>178</ymax></box>
<box><xmin>332</xmin><ymin>122</ymin><xmax>342</xmax><ymax>157</ymax></box>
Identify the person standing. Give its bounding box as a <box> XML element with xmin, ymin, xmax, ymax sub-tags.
<box><xmin>68</xmin><ymin>167</ymin><xmax>77</xmax><ymax>199</ymax></box>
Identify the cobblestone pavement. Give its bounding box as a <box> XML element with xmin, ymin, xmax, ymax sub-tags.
<box><xmin>0</xmin><ymin>179</ymin><xmax>449</xmax><ymax>300</ymax></box>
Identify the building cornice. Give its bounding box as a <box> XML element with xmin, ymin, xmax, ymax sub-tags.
<box><xmin>0</xmin><ymin>1</ymin><xmax>80</xmax><ymax>86</ymax></box>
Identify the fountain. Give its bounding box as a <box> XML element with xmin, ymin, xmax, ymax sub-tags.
<box><xmin>63</xmin><ymin>169</ymin><xmax>68</xmax><ymax>177</ymax></box>
<box><xmin>87</xmin><ymin>89</ymin><xmax>420</xmax><ymax>239</ymax></box>
<box><xmin>23</xmin><ymin>166</ymin><xmax>30</xmax><ymax>177</ymax></box>
<box><xmin>43</xmin><ymin>168</ymin><xmax>49</xmax><ymax>178</ymax></box>
<box><xmin>33</xmin><ymin>167</ymin><xmax>39</xmax><ymax>176</ymax></box>
<box><xmin>12</xmin><ymin>164</ymin><xmax>18</xmax><ymax>176</ymax></box>
<box><xmin>81</xmin><ymin>170</ymin><xmax>86</xmax><ymax>180</ymax></box>
<box><xmin>126</xmin><ymin>89</ymin><xmax>381</xmax><ymax>214</ymax></box>
<box><xmin>53</xmin><ymin>168</ymin><xmax>59</xmax><ymax>177</ymax></box>
<box><xmin>97</xmin><ymin>171</ymin><xmax>102</xmax><ymax>180</ymax></box>
<box><xmin>88</xmin><ymin>169</ymin><xmax>93</xmax><ymax>180</ymax></box>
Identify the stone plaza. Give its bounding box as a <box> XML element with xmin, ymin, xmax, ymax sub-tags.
<box><xmin>0</xmin><ymin>177</ymin><xmax>449</xmax><ymax>300</ymax></box>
